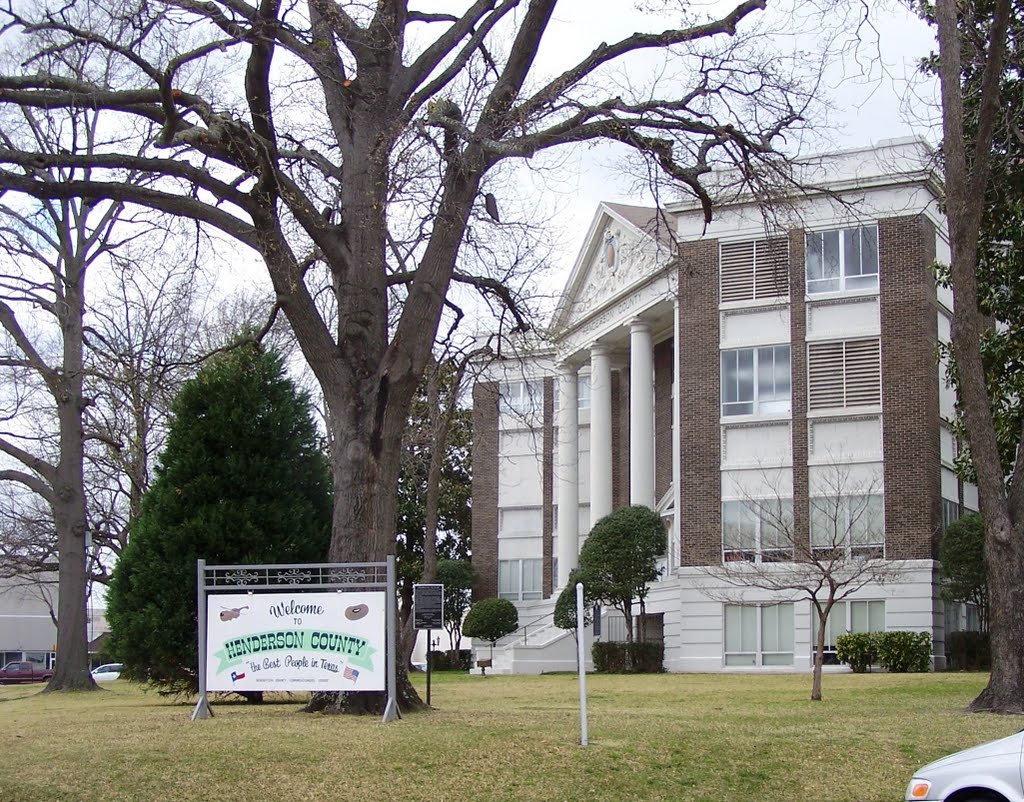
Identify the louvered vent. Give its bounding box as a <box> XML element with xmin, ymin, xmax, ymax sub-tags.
<box><xmin>808</xmin><ymin>339</ymin><xmax>880</xmax><ymax>410</ymax></box>
<box><xmin>808</xmin><ymin>342</ymin><xmax>845</xmax><ymax>410</ymax></box>
<box><xmin>720</xmin><ymin>238</ymin><xmax>789</xmax><ymax>304</ymax></box>
<box><xmin>844</xmin><ymin>339</ymin><xmax>881</xmax><ymax>406</ymax></box>
<box><xmin>755</xmin><ymin>238</ymin><xmax>789</xmax><ymax>299</ymax></box>
<box><xmin>720</xmin><ymin>241</ymin><xmax>755</xmax><ymax>303</ymax></box>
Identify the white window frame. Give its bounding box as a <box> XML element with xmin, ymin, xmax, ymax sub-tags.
<box><xmin>814</xmin><ymin>599</ymin><xmax>885</xmax><ymax>664</ymax></box>
<box><xmin>724</xmin><ymin>603</ymin><xmax>794</xmax><ymax>667</ymax></box>
<box><xmin>553</xmin><ymin>374</ymin><xmax>591</xmax><ymax>414</ymax></box>
<box><xmin>721</xmin><ymin>344</ymin><xmax>791</xmax><ymax>417</ymax></box>
<box><xmin>809</xmin><ymin>494</ymin><xmax>885</xmax><ymax>558</ymax></box>
<box><xmin>498</xmin><ymin>558</ymin><xmax>543</xmax><ymax>601</ymax></box>
<box><xmin>805</xmin><ymin>225</ymin><xmax>879</xmax><ymax>295</ymax></box>
<box><xmin>722</xmin><ymin>499</ymin><xmax>794</xmax><ymax>564</ymax></box>
<box><xmin>500</xmin><ymin>380</ymin><xmax>542</xmax><ymax>415</ymax></box>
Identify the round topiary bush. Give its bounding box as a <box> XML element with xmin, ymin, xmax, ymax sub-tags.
<box><xmin>463</xmin><ymin>597</ymin><xmax>519</xmax><ymax>645</ymax></box>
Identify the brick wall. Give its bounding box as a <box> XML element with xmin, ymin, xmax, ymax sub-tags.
<box><xmin>612</xmin><ymin>369</ymin><xmax>630</xmax><ymax>512</ymax></box>
<box><xmin>655</xmin><ymin>337</ymin><xmax>674</xmax><ymax>503</ymax></box>
<box><xmin>471</xmin><ymin>381</ymin><xmax>500</xmax><ymax>599</ymax></box>
<box><xmin>678</xmin><ymin>238</ymin><xmax>722</xmax><ymax>566</ymax></box>
<box><xmin>789</xmin><ymin>229</ymin><xmax>810</xmax><ymax>552</ymax></box>
<box><xmin>542</xmin><ymin>377</ymin><xmax>554</xmax><ymax>597</ymax></box>
<box><xmin>879</xmin><ymin>215</ymin><xmax>941</xmax><ymax>559</ymax></box>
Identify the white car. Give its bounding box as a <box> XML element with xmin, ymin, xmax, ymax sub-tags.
<box><xmin>90</xmin><ymin>663</ymin><xmax>123</xmax><ymax>683</ymax></box>
<box><xmin>906</xmin><ymin>730</ymin><xmax>1024</xmax><ymax>802</ymax></box>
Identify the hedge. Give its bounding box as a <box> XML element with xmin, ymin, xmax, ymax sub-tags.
<box><xmin>427</xmin><ymin>649</ymin><xmax>472</xmax><ymax>671</ymax></box>
<box><xmin>592</xmin><ymin>641</ymin><xmax>665</xmax><ymax>673</ymax></box>
<box><xmin>835</xmin><ymin>631</ymin><xmax>932</xmax><ymax>673</ymax></box>
<box><xmin>835</xmin><ymin>632</ymin><xmax>876</xmax><ymax>673</ymax></box>
<box><xmin>946</xmin><ymin>631</ymin><xmax>990</xmax><ymax>672</ymax></box>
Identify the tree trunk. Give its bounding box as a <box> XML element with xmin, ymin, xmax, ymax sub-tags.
<box><xmin>46</xmin><ymin>273</ymin><xmax>97</xmax><ymax>692</ymax></box>
<box><xmin>935</xmin><ymin>0</ymin><xmax>1024</xmax><ymax>713</ymax></box>
<box><xmin>969</xmin><ymin>522</ymin><xmax>1024</xmax><ymax>713</ymax></box>
<box><xmin>811</xmin><ymin>605</ymin><xmax>830</xmax><ymax>703</ymax></box>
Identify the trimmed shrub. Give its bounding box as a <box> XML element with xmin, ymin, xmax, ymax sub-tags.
<box><xmin>628</xmin><ymin>642</ymin><xmax>665</xmax><ymax>673</ymax></box>
<box><xmin>835</xmin><ymin>632</ymin><xmax>878</xmax><ymax>673</ymax></box>
<box><xmin>592</xmin><ymin>641</ymin><xmax>665</xmax><ymax>673</ymax></box>
<box><xmin>876</xmin><ymin>631</ymin><xmax>932</xmax><ymax>673</ymax></box>
<box><xmin>427</xmin><ymin>649</ymin><xmax>472</xmax><ymax>671</ymax></box>
<box><xmin>947</xmin><ymin>631</ymin><xmax>991</xmax><ymax>672</ymax></box>
<box><xmin>463</xmin><ymin>597</ymin><xmax>519</xmax><ymax>645</ymax></box>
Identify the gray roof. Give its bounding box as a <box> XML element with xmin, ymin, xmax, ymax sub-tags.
<box><xmin>604</xmin><ymin>202</ymin><xmax>676</xmax><ymax>248</ymax></box>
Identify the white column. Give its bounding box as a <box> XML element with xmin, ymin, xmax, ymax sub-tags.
<box><xmin>630</xmin><ymin>318</ymin><xmax>655</xmax><ymax>509</ymax></box>
<box><xmin>672</xmin><ymin>298</ymin><xmax>681</xmax><ymax>571</ymax></box>
<box><xmin>590</xmin><ymin>344</ymin><xmax>614</xmax><ymax>522</ymax></box>
<box><xmin>556</xmin><ymin>363</ymin><xmax>579</xmax><ymax>588</ymax></box>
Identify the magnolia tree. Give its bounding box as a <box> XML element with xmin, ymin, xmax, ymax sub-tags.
<box><xmin>0</xmin><ymin>0</ymin><xmax>849</xmax><ymax>708</ymax></box>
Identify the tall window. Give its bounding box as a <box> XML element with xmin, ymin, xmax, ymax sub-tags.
<box><xmin>941</xmin><ymin>499</ymin><xmax>961</xmax><ymax>533</ymax></box>
<box><xmin>722</xmin><ymin>499</ymin><xmax>794</xmax><ymax>563</ymax></box>
<box><xmin>498</xmin><ymin>558</ymin><xmax>543</xmax><ymax>601</ymax></box>
<box><xmin>500</xmin><ymin>380</ymin><xmax>542</xmax><ymax>415</ymax></box>
<box><xmin>721</xmin><ymin>345</ymin><xmax>791</xmax><ymax>416</ymax></box>
<box><xmin>577</xmin><ymin>375</ymin><xmax>591</xmax><ymax>410</ymax></box>
<box><xmin>806</xmin><ymin>225</ymin><xmax>879</xmax><ymax>294</ymax></box>
<box><xmin>724</xmin><ymin>603</ymin><xmax>794</xmax><ymax>666</ymax></box>
<box><xmin>553</xmin><ymin>375</ymin><xmax>591</xmax><ymax>413</ymax></box>
<box><xmin>810</xmin><ymin>494</ymin><xmax>885</xmax><ymax>558</ymax></box>
<box><xmin>815</xmin><ymin>600</ymin><xmax>885</xmax><ymax>664</ymax></box>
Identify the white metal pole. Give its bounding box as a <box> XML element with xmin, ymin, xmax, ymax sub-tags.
<box><xmin>576</xmin><ymin>581</ymin><xmax>588</xmax><ymax>747</ymax></box>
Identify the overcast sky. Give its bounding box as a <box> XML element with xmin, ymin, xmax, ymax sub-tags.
<box><xmin>523</xmin><ymin>1</ymin><xmax>941</xmax><ymax>287</ymax></box>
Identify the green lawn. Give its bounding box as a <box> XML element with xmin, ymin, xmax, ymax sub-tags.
<box><xmin>0</xmin><ymin>671</ymin><xmax>1018</xmax><ymax>802</ymax></box>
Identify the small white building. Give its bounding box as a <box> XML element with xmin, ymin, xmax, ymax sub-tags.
<box><xmin>0</xmin><ymin>574</ymin><xmax>107</xmax><ymax>669</ymax></box>
<box><xmin>469</xmin><ymin>138</ymin><xmax>977</xmax><ymax>674</ymax></box>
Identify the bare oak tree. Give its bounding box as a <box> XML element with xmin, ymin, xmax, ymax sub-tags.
<box><xmin>703</xmin><ymin>461</ymin><xmax>901</xmax><ymax>701</ymax></box>
<box><xmin>932</xmin><ymin>0</ymin><xmax>1023</xmax><ymax>712</ymax></box>
<box><xmin>0</xmin><ymin>99</ymin><xmax>146</xmax><ymax>688</ymax></box>
<box><xmin>0</xmin><ymin>0</ymin><xmax>825</xmax><ymax>708</ymax></box>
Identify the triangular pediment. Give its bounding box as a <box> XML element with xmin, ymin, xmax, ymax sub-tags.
<box><xmin>551</xmin><ymin>203</ymin><xmax>675</xmax><ymax>334</ymax></box>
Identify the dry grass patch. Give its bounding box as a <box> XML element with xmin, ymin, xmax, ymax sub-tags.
<box><xmin>0</xmin><ymin>672</ymin><xmax>1019</xmax><ymax>802</ymax></box>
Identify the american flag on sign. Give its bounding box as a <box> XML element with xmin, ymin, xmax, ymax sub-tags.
<box><xmin>343</xmin><ymin>666</ymin><xmax>359</xmax><ymax>683</ymax></box>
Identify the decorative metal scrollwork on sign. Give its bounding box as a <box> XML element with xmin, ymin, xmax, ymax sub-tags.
<box><xmin>274</xmin><ymin>569</ymin><xmax>313</xmax><ymax>585</ymax></box>
<box><xmin>327</xmin><ymin>567</ymin><xmax>369</xmax><ymax>585</ymax></box>
<box><xmin>221</xmin><ymin>569</ymin><xmax>260</xmax><ymax>586</ymax></box>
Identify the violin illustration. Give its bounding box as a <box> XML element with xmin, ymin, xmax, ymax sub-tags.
<box><xmin>219</xmin><ymin>606</ymin><xmax>249</xmax><ymax>621</ymax></box>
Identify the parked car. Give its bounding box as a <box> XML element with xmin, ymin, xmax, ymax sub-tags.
<box><xmin>906</xmin><ymin>730</ymin><xmax>1024</xmax><ymax>802</ymax></box>
<box><xmin>90</xmin><ymin>663</ymin><xmax>123</xmax><ymax>683</ymax></box>
<box><xmin>0</xmin><ymin>661</ymin><xmax>54</xmax><ymax>684</ymax></box>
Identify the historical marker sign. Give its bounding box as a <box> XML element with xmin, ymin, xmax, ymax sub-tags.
<box><xmin>413</xmin><ymin>584</ymin><xmax>444</xmax><ymax>630</ymax></box>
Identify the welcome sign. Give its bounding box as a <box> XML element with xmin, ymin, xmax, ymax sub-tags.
<box><xmin>205</xmin><ymin>591</ymin><xmax>385</xmax><ymax>692</ymax></box>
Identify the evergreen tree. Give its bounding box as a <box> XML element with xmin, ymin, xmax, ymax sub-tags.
<box><xmin>939</xmin><ymin>512</ymin><xmax>989</xmax><ymax>632</ymax></box>
<box><xmin>106</xmin><ymin>343</ymin><xmax>332</xmax><ymax>693</ymax></box>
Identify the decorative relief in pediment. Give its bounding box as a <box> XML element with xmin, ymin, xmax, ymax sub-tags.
<box><xmin>563</xmin><ymin>222</ymin><xmax>663</xmax><ymax>330</ymax></box>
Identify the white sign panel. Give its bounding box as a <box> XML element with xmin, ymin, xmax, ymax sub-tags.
<box><xmin>205</xmin><ymin>591</ymin><xmax>385</xmax><ymax>692</ymax></box>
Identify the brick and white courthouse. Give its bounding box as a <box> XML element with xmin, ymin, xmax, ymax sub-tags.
<box><xmin>469</xmin><ymin>138</ymin><xmax>979</xmax><ymax>674</ymax></box>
